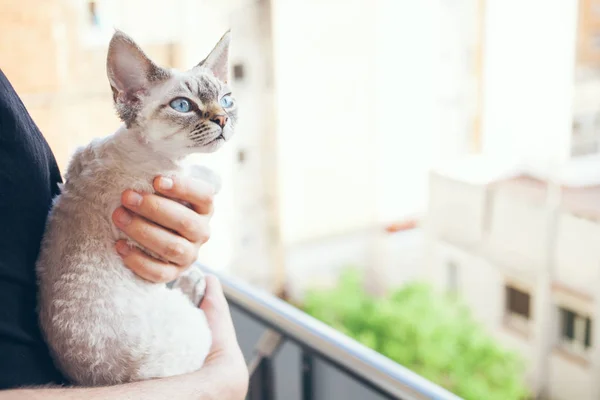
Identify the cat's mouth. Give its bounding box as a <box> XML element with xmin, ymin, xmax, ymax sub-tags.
<box><xmin>189</xmin><ymin>132</ymin><xmax>225</xmax><ymax>149</ymax></box>
<box><xmin>204</xmin><ymin>133</ymin><xmax>225</xmax><ymax>146</ymax></box>
<box><xmin>191</xmin><ymin>132</ymin><xmax>225</xmax><ymax>149</ymax></box>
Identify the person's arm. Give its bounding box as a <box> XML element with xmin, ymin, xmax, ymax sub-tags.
<box><xmin>2</xmin><ymin>276</ymin><xmax>249</xmax><ymax>400</ymax></box>
<box><xmin>3</xmin><ymin>371</ymin><xmax>228</xmax><ymax>400</ymax></box>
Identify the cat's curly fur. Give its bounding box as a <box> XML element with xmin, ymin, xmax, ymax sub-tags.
<box><xmin>35</xmin><ymin>30</ymin><xmax>236</xmax><ymax>385</ymax></box>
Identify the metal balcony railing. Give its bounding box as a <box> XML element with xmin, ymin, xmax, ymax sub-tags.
<box><xmin>202</xmin><ymin>266</ymin><xmax>463</xmax><ymax>400</ymax></box>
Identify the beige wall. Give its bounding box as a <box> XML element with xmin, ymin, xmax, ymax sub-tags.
<box><xmin>427</xmin><ymin>173</ymin><xmax>489</xmax><ymax>245</ymax></box>
<box><xmin>0</xmin><ymin>0</ymin><xmax>187</xmax><ymax>170</ymax></box>
<box><xmin>555</xmin><ymin>214</ymin><xmax>600</xmax><ymax>295</ymax></box>
<box><xmin>486</xmin><ymin>190</ymin><xmax>549</xmax><ymax>273</ymax></box>
<box><xmin>271</xmin><ymin>0</ymin><xmax>377</xmax><ymax>244</ymax></box>
<box><xmin>577</xmin><ymin>0</ymin><xmax>600</xmax><ymax>69</ymax></box>
<box><xmin>549</xmin><ymin>353</ymin><xmax>594</xmax><ymax>400</ymax></box>
<box><xmin>426</xmin><ymin>239</ymin><xmax>538</xmax><ymax>384</ymax></box>
<box><xmin>0</xmin><ymin>0</ymin><xmax>71</xmax><ymax>94</ymax></box>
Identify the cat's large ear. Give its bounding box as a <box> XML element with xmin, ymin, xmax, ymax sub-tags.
<box><xmin>195</xmin><ymin>31</ymin><xmax>231</xmax><ymax>83</ymax></box>
<box><xmin>107</xmin><ymin>30</ymin><xmax>170</xmax><ymax>108</ymax></box>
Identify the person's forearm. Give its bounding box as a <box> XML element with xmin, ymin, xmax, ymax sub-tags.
<box><xmin>1</xmin><ymin>366</ymin><xmax>234</xmax><ymax>400</ymax></box>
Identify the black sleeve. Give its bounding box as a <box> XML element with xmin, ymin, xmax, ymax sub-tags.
<box><xmin>0</xmin><ymin>69</ymin><xmax>67</xmax><ymax>388</ymax></box>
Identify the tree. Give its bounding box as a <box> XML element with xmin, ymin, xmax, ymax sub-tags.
<box><xmin>303</xmin><ymin>269</ymin><xmax>529</xmax><ymax>400</ymax></box>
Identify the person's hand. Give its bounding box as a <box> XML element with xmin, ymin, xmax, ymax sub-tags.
<box><xmin>199</xmin><ymin>275</ymin><xmax>249</xmax><ymax>399</ymax></box>
<box><xmin>112</xmin><ymin>175</ymin><xmax>214</xmax><ymax>282</ymax></box>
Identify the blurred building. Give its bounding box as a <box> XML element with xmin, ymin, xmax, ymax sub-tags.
<box><xmin>426</xmin><ymin>1</ymin><xmax>600</xmax><ymax>399</ymax></box>
<box><xmin>426</xmin><ymin>161</ymin><xmax>600</xmax><ymax>400</ymax></box>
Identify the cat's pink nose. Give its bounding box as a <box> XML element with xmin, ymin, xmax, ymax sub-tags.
<box><xmin>210</xmin><ymin>115</ymin><xmax>228</xmax><ymax>128</ymax></box>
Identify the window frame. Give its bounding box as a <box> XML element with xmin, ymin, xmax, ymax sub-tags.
<box><xmin>558</xmin><ymin>306</ymin><xmax>593</xmax><ymax>357</ymax></box>
<box><xmin>503</xmin><ymin>283</ymin><xmax>532</xmax><ymax>337</ymax></box>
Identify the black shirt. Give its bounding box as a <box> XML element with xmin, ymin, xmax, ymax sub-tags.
<box><xmin>0</xmin><ymin>69</ymin><xmax>66</xmax><ymax>388</ymax></box>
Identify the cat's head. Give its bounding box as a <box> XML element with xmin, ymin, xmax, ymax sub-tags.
<box><xmin>106</xmin><ymin>30</ymin><xmax>236</xmax><ymax>156</ymax></box>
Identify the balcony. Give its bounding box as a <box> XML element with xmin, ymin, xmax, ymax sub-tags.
<box><xmin>202</xmin><ymin>266</ymin><xmax>462</xmax><ymax>400</ymax></box>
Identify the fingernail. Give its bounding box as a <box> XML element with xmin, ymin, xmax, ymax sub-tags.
<box><xmin>115</xmin><ymin>208</ymin><xmax>132</xmax><ymax>225</ymax></box>
<box><xmin>125</xmin><ymin>191</ymin><xmax>143</xmax><ymax>207</ymax></box>
<box><xmin>158</xmin><ymin>177</ymin><xmax>173</xmax><ymax>190</ymax></box>
<box><xmin>116</xmin><ymin>242</ymin><xmax>131</xmax><ymax>257</ymax></box>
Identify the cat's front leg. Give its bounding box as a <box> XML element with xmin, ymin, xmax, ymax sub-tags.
<box><xmin>172</xmin><ymin>266</ymin><xmax>207</xmax><ymax>306</ymax></box>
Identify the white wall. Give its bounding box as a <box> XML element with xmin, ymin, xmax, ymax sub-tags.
<box><xmin>574</xmin><ymin>78</ymin><xmax>600</xmax><ymax>115</ymax></box>
<box><xmin>481</xmin><ymin>0</ymin><xmax>578</xmax><ymax>164</ymax></box>
<box><xmin>373</xmin><ymin>0</ymin><xmax>441</xmax><ymax>224</ymax></box>
<box><xmin>554</xmin><ymin>213</ymin><xmax>600</xmax><ymax>295</ymax></box>
<box><xmin>427</xmin><ymin>174</ymin><xmax>488</xmax><ymax>245</ymax></box>
<box><xmin>428</xmin><ymin>241</ymin><xmax>504</xmax><ymax>328</ymax></box>
<box><xmin>549</xmin><ymin>354</ymin><xmax>594</xmax><ymax>400</ymax></box>
<box><xmin>271</xmin><ymin>0</ymin><xmax>454</xmax><ymax>243</ymax></box>
<box><xmin>270</xmin><ymin>0</ymin><xmax>377</xmax><ymax>244</ymax></box>
<box><xmin>428</xmin><ymin>241</ymin><xmax>539</xmax><ymax>388</ymax></box>
<box><xmin>486</xmin><ymin>189</ymin><xmax>549</xmax><ymax>272</ymax></box>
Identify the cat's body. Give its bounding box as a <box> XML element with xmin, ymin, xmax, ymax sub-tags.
<box><xmin>36</xmin><ymin>31</ymin><xmax>236</xmax><ymax>385</ymax></box>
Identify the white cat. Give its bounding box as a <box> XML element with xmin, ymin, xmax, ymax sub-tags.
<box><xmin>35</xmin><ymin>30</ymin><xmax>237</xmax><ymax>385</ymax></box>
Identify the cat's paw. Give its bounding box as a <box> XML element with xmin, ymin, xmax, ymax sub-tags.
<box><xmin>173</xmin><ymin>267</ymin><xmax>207</xmax><ymax>306</ymax></box>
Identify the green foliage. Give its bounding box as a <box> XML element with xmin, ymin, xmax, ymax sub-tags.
<box><xmin>302</xmin><ymin>269</ymin><xmax>529</xmax><ymax>400</ymax></box>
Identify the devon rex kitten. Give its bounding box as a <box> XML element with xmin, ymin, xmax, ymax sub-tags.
<box><xmin>36</xmin><ymin>30</ymin><xmax>237</xmax><ymax>385</ymax></box>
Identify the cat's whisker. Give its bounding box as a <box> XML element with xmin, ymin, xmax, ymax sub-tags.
<box><xmin>189</xmin><ymin>129</ymin><xmax>217</xmax><ymax>141</ymax></box>
<box><xmin>189</xmin><ymin>126</ymin><xmax>210</xmax><ymax>136</ymax></box>
<box><xmin>189</xmin><ymin>124</ymin><xmax>212</xmax><ymax>137</ymax></box>
<box><xmin>190</xmin><ymin>135</ymin><xmax>209</xmax><ymax>143</ymax></box>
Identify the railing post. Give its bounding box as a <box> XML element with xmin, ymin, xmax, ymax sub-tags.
<box><xmin>248</xmin><ymin>329</ymin><xmax>284</xmax><ymax>400</ymax></box>
<box><xmin>249</xmin><ymin>356</ymin><xmax>275</xmax><ymax>400</ymax></box>
<box><xmin>302</xmin><ymin>350</ymin><xmax>314</xmax><ymax>400</ymax></box>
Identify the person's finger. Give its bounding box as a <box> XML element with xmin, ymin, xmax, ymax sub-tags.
<box><xmin>112</xmin><ymin>207</ymin><xmax>197</xmax><ymax>267</ymax></box>
<box><xmin>120</xmin><ymin>190</ymin><xmax>210</xmax><ymax>244</ymax></box>
<box><xmin>115</xmin><ymin>240</ymin><xmax>182</xmax><ymax>283</ymax></box>
<box><xmin>153</xmin><ymin>175</ymin><xmax>214</xmax><ymax>215</ymax></box>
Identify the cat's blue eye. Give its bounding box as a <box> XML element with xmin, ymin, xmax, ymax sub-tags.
<box><xmin>170</xmin><ymin>98</ymin><xmax>191</xmax><ymax>113</ymax></box>
<box><xmin>220</xmin><ymin>95</ymin><xmax>233</xmax><ymax>108</ymax></box>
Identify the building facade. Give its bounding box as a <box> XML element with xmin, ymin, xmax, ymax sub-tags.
<box><xmin>425</xmin><ymin>161</ymin><xmax>600</xmax><ymax>399</ymax></box>
<box><xmin>424</xmin><ymin>1</ymin><xmax>600</xmax><ymax>398</ymax></box>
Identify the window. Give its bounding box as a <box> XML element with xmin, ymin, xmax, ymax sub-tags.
<box><xmin>446</xmin><ymin>261</ymin><xmax>458</xmax><ymax>294</ymax></box>
<box><xmin>233</xmin><ymin>64</ymin><xmax>245</xmax><ymax>81</ymax></box>
<box><xmin>504</xmin><ymin>285</ymin><xmax>531</xmax><ymax>336</ymax></box>
<box><xmin>572</xmin><ymin>120</ymin><xmax>583</xmax><ymax>137</ymax></box>
<box><xmin>559</xmin><ymin>307</ymin><xmax>592</xmax><ymax>355</ymax></box>
<box><xmin>506</xmin><ymin>286</ymin><xmax>530</xmax><ymax>319</ymax></box>
<box><xmin>238</xmin><ymin>149</ymin><xmax>246</xmax><ymax>164</ymax></box>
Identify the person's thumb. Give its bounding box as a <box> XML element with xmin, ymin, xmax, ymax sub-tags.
<box><xmin>200</xmin><ymin>274</ymin><xmax>236</xmax><ymax>343</ymax></box>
